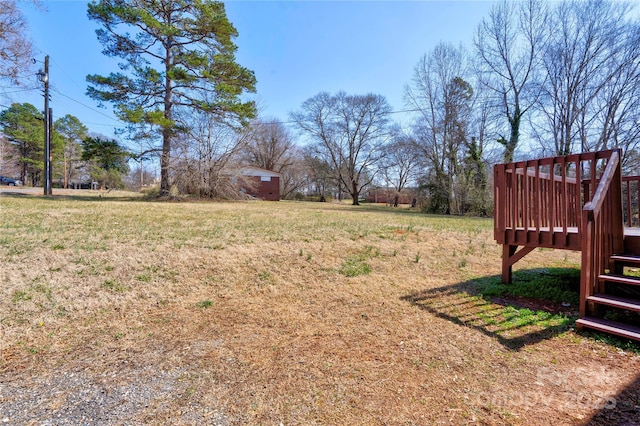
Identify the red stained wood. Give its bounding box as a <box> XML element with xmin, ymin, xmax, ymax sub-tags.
<box><xmin>576</xmin><ymin>317</ymin><xmax>640</xmax><ymax>341</ymax></box>
<box><xmin>493</xmin><ymin>149</ymin><xmax>623</xmax><ymax>312</ymax></box>
<box><xmin>495</xmin><ymin>149</ymin><xmax>640</xmax><ymax>341</ymax></box>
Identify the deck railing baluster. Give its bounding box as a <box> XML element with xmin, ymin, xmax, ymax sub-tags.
<box><xmin>635</xmin><ymin>180</ymin><xmax>640</xmax><ymax>227</ymax></box>
<box><xmin>580</xmin><ymin>150</ymin><xmax>623</xmax><ymax>317</ymax></box>
<box><xmin>626</xmin><ymin>179</ymin><xmax>632</xmax><ymax>227</ymax></box>
<box><xmin>494</xmin><ymin>149</ymin><xmax>622</xmax><ymax>287</ymax></box>
<box><xmin>561</xmin><ymin>156</ymin><xmax>568</xmax><ymax>243</ymax></box>
<box><xmin>552</xmin><ymin>162</ymin><xmax>557</xmax><ymax>231</ymax></box>
<box><xmin>534</xmin><ymin>164</ymin><xmax>541</xmax><ymax>242</ymax></box>
<box><xmin>619</xmin><ymin>176</ymin><xmax>640</xmax><ymax>228</ymax></box>
<box><xmin>524</xmin><ymin>164</ymin><xmax>530</xmax><ymax>242</ymax></box>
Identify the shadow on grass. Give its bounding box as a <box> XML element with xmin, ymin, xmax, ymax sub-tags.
<box><xmin>585</xmin><ymin>374</ymin><xmax>640</xmax><ymax>425</ymax></box>
<box><xmin>401</xmin><ymin>268</ymin><xmax>581</xmax><ymax>351</ymax></box>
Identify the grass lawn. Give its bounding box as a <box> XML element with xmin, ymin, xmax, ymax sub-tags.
<box><xmin>1</xmin><ymin>189</ymin><xmax>639</xmax><ymax>424</ymax></box>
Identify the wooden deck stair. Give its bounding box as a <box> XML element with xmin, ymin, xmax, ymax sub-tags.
<box><xmin>577</xmin><ymin>254</ymin><xmax>640</xmax><ymax>340</ymax></box>
<box><xmin>586</xmin><ymin>294</ymin><xmax>640</xmax><ymax>312</ymax></box>
<box><xmin>494</xmin><ymin>149</ymin><xmax>640</xmax><ymax>342</ymax></box>
<box><xmin>575</xmin><ymin>317</ymin><xmax>640</xmax><ymax>341</ymax></box>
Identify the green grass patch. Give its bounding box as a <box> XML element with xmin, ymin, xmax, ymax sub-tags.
<box><xmin>407</xmin><ymin>288</ymin><xmax>575</xmax><ymax>349</ymax></box>
<box><xmin>498</xmin><ymin>306</ymin><xmax>570</xmax><ymax>330</ymax></box>
<box><xmin>136</xmin><ymin>273</ymin><xmax>152</xmax><ymax>282</ymax></box>
<box><xmin>624</xmin><ymin>267</ymin><xmax>640</xmax><ymax>277</ymax></box>
<box><xmin>473</xmin><ymin>269</ymin><xmax>640</xmax><ymax>352</ymax></box>
<box><xmin>101</xmin><ymin>279</ymin><xmax>125</xmax><ymax>292</ymax></box>
<box><xmin>338</xmin><ymin>245</ymin><xmax>380</xmax><ymax>277</ymax></box>
<box><xmin>475</xmin><ymin>268</ymin><xmax>580</xmax><ymax>306</ymax></box>
<box><xmin>196</xmin><ymin>299</ymin><xmax>214</xmax><ymax>309</ymax></box>
<box><xmin>467</xmin><ymin>268</ymin><xmax>640</xmax><ymax>352</ymax></box>
<box><xmin>581</xmin><ymin>331</ymin><xmax>640</xmax><ymax>354</ymax></box>
<box><xmin>12</xmin><ymin>290</ymin><xmax>32</xmax><ymax>303</ymax></box>
<box><xmin>339</xmin><ymin>258</ymin><xmax>372</xmax><ymax>277</ymax></box>
<box><xmin>257</xmin><ymin>271</ymin><xmax>273</xmax><ymax>282</ymax></box>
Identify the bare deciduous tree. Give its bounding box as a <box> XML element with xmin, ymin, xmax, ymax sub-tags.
<box><xmin>592</xmin><ymin>25</ymin><xmax>640</xmax><ymax>161</ymax></box>
<box><xmin>302</xmin><ymin>149</ymin><xmax>334</xmax><ymax>201</ymax></box>
<box><xmin>243</xmin><ymin>119</ymin><xmax>295</xmax><ymax>172</ymax></box>
<box><xmin>291</xmin><ymin>91</ymin><xmax>392</xmax><ymax>205</ymax></box>
<box><xmin>278</xmin><ymin>146</ymin><xmax>309</xmax><ymax>199</ymax></box>
<box><xmin>0</xmin><ymin>133</ymin><xmax>20</xmax><ymax>177</ymax></box>
<box><xmin>241</xmin><ymin>118</ymin><xmax>310</xmax><ymax>199</ymax></box>
<box><xmin>534</xmin><ymin>0</ymin><xmax>640</xmax><ymax>163</ymax></box>
<box><xmin>171</xmin><ymin>109</ymin><xmax>251</xmax><ymax>198</ymax></box>
<box><xmin>379</xmin><ymin>128</ymin><xmax>420</xmax><ymax>206</ymax></box>
<box><xmin>474</xmin><ymin>0</ymin><xmax>546</xmax><ymax>162</ymax></box>
<box><xmin>0</xmin><ymin>0</ymin><xmax>34</xmax><ymax>85</ymax></box>
<box><xmin>405</xmin><ymin>43</ymin><xmax>474</xmax><ymax>214</ymax></box>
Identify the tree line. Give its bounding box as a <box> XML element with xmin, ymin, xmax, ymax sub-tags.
<box><xmin>287</xmin><ymin>0</ymin><xmax>640</xmax><ymax>213</ymax></box>
<box><xmin>0</xmin><ymin>104</ymin><xmax>131</xmax><ymax>189</ymax></box>
<box><xmin>2</xmin><ymin>0</ymin><xmax>640</xmax><ymax>215</ymax></box>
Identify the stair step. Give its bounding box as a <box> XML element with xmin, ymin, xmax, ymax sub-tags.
<box><xmin>576</xmin><ymin>317</ymin><xmax>640</xmax><ymax>342</ymax></box>
<box><xmin>587</xmin><ymin>294</ymin><xmax>640</xmax><ymax>312</ymax></box>
<box><xmin>598</xmin><ymin>274</ymin><xmax>640</xmax><ymax>286</ymax></box>
<box><xmin>610</xmin><ymin>254</ymin><xmax>640</xmax><ymax>266</ymax></box>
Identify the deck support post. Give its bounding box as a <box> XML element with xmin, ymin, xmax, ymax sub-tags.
<box><xmin>502</xmin><ymin>245</ymin><xmax>516</xmax><ymax>284</ymax></box>
<box><xmin>501</xmin><ymin>244</ymin><xmax>535</xmax><ymax>284</ymax></box>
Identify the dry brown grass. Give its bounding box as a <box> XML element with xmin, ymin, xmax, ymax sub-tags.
<box><xmin>1</xmin><ymin>188</ymin><xmax>639</xmax><ymax>425</ymax></box>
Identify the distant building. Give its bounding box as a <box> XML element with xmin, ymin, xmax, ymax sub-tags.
<box><xmin>365</xmin><ymin>187</ymin><xmax>415</xmax><ymax>205</ymax></box>
<box><xmin>240</xmin><ymin>166</ymin><xmax>281</xmax><ymax>201</ymax></box>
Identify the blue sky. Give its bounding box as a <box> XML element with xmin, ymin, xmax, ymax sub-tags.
<box><xmin>9</xmin><ymin>0</ymin><xmax>495</xmax><ymax>145</ymax></box>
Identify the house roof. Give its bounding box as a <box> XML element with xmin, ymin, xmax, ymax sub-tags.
<box><xmin>239</xmin><ymin>166</ymin><xmax>282</xmax><ymax>178</ymax></box>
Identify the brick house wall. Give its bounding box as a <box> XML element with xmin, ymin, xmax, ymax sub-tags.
<box><xmin>245</xmin><ymin>175</ymin><xmax>280</xmax><ymax>201</ymax></box>
<box><xmin>241</xmin><ymin>166</ymin><xmax>281</xmax><ymax>201</ymax></box>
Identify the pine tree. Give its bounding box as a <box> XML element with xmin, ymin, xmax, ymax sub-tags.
<box><xmin>87</xmin><ymin>0</ymin><xmax>257</xmax><ymax>195</ymax></box>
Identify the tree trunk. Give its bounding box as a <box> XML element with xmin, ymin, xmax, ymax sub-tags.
<box><xmin>351</xmin><ymin>180</ymin><xmax>360</xmax><ymax>205</ymax></box>
<box><xmin>160</xmin><ymin>36</ymin><xmax>174</xmax><ymax>196</ymax></box>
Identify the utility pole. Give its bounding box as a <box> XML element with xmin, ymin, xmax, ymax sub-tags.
<box><xmin>48</xmin><ymin>107</ymin><xmax>53</xmax><ymax>193</ymax></box>
<box><xmin>39</xmin><ymin>55</ymin><xmax>51</xmax><ymax>195</ymax></box>
<box><xmin>140</xmin><ymin>140</ymin><xmax>144</xmax><ymax>188</ymax></box>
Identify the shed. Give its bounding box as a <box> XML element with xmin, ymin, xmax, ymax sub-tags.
<box><xmin>240</xmin><ymin>166</ymin><xmax>281</xmax><ymax>201</ymax></box>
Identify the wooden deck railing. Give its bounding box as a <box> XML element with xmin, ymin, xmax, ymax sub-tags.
<box><xmin>494</xmin><ymin>150</ymin><xmax>619</xmax><ymax>250</ymax></box>
<box><xmin>584</xmin><ymin>175</ymin><xmax>640</xmax><ymax>228</ymax></box>
<box><xmin>580</xmin><ymin>150</ymin><xmax>624</xmax><ymax>317</ymax></box>
<box><xmin>622</xmin><ymin>176</ymin><xmax>640</xmax><ymax>227</ymax></box>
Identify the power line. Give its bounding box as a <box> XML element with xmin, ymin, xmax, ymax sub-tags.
<box><xmin>79</xmin><ymin>121</ymin><xmax>120</xmax><ymax>128</ymax></box>
<box><xmin>50</xmin><ymin>88</ymin><xmax>120</xmax><ymax>123</ymax></box>
<box><xmin>253</xmin><ymin>107</ymin><xmax>423</xmax><ymax>127</ymax></box>
<box><xmin>46</xmin><ymin>57</ymin><xmax>120</xmax><ymax>126</ymax></box>
<box><xmin>0</xmin><ymin>88</ymin><xmax>39</xmax><ymax>95</ymax></box>
<box><xmin>3</xmin><ymin>84</ymin><xmax>424</xmax><ymax>129</ymax></box>
<box><xmin>50</xmin><ymin>57</ymin><xmax>87</xmax><ymax>94</ymax></box>
<box><xmin>48</xmin><ymin>102</ymin><xmax>119</xmax><ymax>129</ymax></box>
<box><xmin>48</xmin><ymin>58</ymin><xmax>124</xmax><ymax>127</ymax></box>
